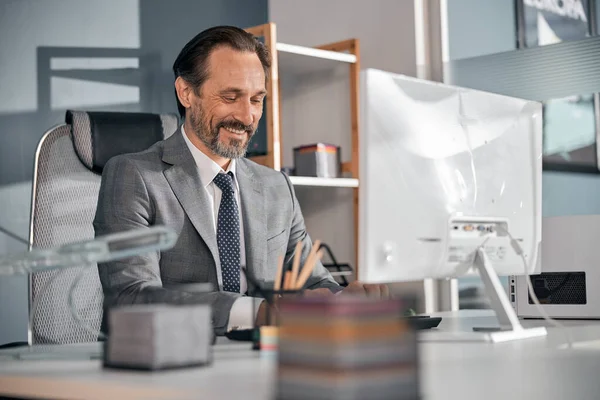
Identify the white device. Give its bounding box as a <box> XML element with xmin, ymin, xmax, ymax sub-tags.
<box><xmin>358</xmin><ymin>68</ymin><xmax>546</xmax><ymax>342</ymax></box>
<box><xmin>512</xmin><ymin>215</ymin><xmax>600</xmax><ymax>319</ymax></box>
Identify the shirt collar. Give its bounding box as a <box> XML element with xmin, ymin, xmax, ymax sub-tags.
<box><xmin>181</xmin><ymin>125</ymin><xmax>236</xmax><ymax>189</ymax></box>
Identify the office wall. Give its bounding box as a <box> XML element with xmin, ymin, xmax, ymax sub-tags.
<box><xmin>0</xmin><ymin>0</ymin><xmax>141</xmax><ymax>347</ymax></box>
<box><xmin>139</xmin><ymin>0</ymin><xmax>268</xmax><ymax>116</ymax></box>
<box><xmin>270</xmin><ymin>0</ymin><xmax>416</xmax><ymax>75</ymax></box>
<box><xmin>268</xmin><ymin>0</ymin><xmax>417</xmax><ymax>276</ymax></box>
<box><xmin>0</xmin><ymin>0</ymin><xmax>267</xmax><ymax>346</ymax></box>
<box><xmin>446</xmin><ymin>0</ymin><xmax>517</xmax><ymax>60</ymax></box>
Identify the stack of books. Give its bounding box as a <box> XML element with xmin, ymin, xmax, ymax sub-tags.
<box><xmin>276</xmin><ymin>296</ymin><xmax>419</xmax><ymax>400</ymax></box>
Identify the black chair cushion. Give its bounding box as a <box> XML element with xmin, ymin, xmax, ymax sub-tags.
<box><xmin>66</xmin><ymin>110</ymin><xmax>165</xmax><ymax>173</ymax></box>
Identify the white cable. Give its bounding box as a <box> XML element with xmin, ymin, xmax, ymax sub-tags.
<box><xmin>30</xmin><ymin>267</ymin><xmax>105</xmax><ymax>344</ymax></box>
<box><xmin>67</xmin><ymin>267</ymin><xmax>106</xmax><ymax>341</ymax></box>
<box><xmin>501</xmin><ymin>228</ymin><xmax>573</xmax><ymax>349</ymax></box>
<box><xmin>29</xmin><ymin>268</ymin><xmax>70</xmax><ymax>344</ymax></box>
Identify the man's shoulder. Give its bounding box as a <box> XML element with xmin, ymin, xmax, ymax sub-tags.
<box><xmin>104</xmin><ymin>140</ymin><xmax>165</xmax><ymax>173</ymax></box>
<box><xmin>239</xmin><ymin>158</ymin><xmax>290</xmax><ymax>187</ymax></box>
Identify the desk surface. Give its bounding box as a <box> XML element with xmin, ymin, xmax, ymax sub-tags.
<box><xmin>1</xmin><ymin>310</ymin><xmax>600</xmax><ymax>400</ymax></box>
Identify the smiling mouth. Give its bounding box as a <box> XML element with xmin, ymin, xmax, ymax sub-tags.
<box><xmin>221</xmin><ymin>127</ymin><xmax>247</xmax><ymax>135</ymax></box>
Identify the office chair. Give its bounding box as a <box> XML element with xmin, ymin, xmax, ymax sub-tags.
<box><xmin>29</xmin><ymin>110</ymin><xmax>178</xmax><ymax>344</ymax></box>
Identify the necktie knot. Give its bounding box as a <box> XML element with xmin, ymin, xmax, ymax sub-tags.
<box><xmin>213</xmin><ymin>172</ymin><xmax>235</xmax><ymax>194</ymax></box>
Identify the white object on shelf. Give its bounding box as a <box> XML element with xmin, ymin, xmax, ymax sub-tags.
<box><xmin>288</xmin><ymin>176</ymin><xmax>359</xmax><ymax>188</ymax></box>
<box><xmin>276</xmin><ymin>42</ymin><xmax>356</xmax><ymax>77</ymax></box>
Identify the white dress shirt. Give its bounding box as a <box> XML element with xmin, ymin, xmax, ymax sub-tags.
<box><xmin>181</xmin><ymin>126</ymin><xmax>260</xmax><ymax>330</ymax></box>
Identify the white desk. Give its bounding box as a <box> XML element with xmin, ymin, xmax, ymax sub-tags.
<box><xmin>1</xmin><ymin>310</ymin><xmax>599</xmax><ymax>400</ymax></box>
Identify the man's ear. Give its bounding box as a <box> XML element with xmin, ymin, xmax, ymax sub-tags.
<box><xmin>175</xmin><ymin>76</ymin><xmax>193</xmax><ymax>109</ymax></box>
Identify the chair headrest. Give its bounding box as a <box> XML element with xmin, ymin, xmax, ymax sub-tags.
<box><xmin>66</xmin><ymin>110</ymin><xmax>177</xmax><ymax>173</ymax></box>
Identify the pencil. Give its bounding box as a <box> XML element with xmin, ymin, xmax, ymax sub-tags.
<box><xmin>295</xmin><ymin>246</ymin><xmax>324</xmax><ymax>290</ymax></box>
<box><xmin>295</xmin><ymin>240</ymin><xmax>320</xmax><ymax>288</ymax></box>
<box><xmin>283</xmin><ymin>270</ymin><xmax>292</xmax><ymax>290</ymax></box>
<box><xmin>274</xmin><ymin>255</ymin><xmax>284</xmax><ymax>291</ymax></box>
<box><xmin>289</xmin><ymin>241</ymin><xmax>303</xmax><ymax>289</ymax></box>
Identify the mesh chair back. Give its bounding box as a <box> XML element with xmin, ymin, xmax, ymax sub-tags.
<box><xmin>30</xmin><ymin>111</ymin><xmax>178</xmax><ymax>344</ymax></box>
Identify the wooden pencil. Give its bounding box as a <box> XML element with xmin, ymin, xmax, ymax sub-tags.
<box><xmin>294</xmin><ymin>240</ymin><xmax>320</xmax><ymax>289</ymax></box>
<box><xmin>295</xmin><ymin>248</ymin><xmax>324</xmax><ymax>290</ymax></box>
<box><xmin>289</xmin><ymin>241</ymin><xmax>303</xmax><ymax>289</ymax></box>
<box><xmin>274</xmin><ymin>255</ymin><xmax>284</xmax><ymax>291</ymax></box>
<box><xmin>283</xmin><ymin>270</ymin><xmax>292</xmax><ymax>290</ymax></box>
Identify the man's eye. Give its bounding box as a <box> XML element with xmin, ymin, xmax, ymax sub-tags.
<box><xmin>251</xmin><ymin>98</ymin><xmax>263</xmax><ymax>104</ymax></box>
<box><xmin>224</xmin><ymin>97</ymin><xmax>236</xmax><ymax>102</ymax></box>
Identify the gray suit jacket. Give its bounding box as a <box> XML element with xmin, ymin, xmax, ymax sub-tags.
<box><xmin>94</xmin><ymin>129</ymin><xmax>340</xmax><ymax>334</ymax></box>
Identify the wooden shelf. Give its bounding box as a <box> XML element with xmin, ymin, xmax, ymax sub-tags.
<box><xmin>289</xmin><ymin>176</ymin><xmax>359</xmax><ymax>188</ymax></box>
<box><xmin>276</xmin><ymin>43</ymin><xmax>356</xmax><ymax>76</ymax></box>
<box><xmin>245</xmin><ymin>22</ymin><xmax>361</xmax><ymax>275</ymax></box>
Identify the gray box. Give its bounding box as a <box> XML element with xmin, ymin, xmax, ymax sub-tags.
<box><xmin>104</xmin><ymin>304</ymin><xmax>213</xmax><ymax>370</ymax></box>
<box><xmin>293</xmin><ymin>143</ymin><xmax>341</xmax><ymax>178</ymax></box>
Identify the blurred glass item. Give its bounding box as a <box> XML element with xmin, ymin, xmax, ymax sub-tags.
<box><xmin>0</xmin><ymin>225</ymin><xmax>177</xmax><ymax>276</ymax></box>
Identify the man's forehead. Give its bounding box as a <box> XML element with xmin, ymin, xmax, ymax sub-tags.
<box><xmin>206</xmin><ymin>47</ymin><xmax>265</xmax><ymax>82</ymax></box>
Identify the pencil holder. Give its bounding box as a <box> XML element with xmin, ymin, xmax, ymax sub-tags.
<box><xmin>251</xmin><ymin>286</ymin><xmax>305</xmax><ymax>351</ymax></box>
<box><xmin>244</xmin><ymin>238</ymin><xmax>325</xmax><ymax>350</ymax></box>
<box><xmin>260</xmin><ymin>287</ymin><xmax>304</xmax><ymax>322</ymax></box>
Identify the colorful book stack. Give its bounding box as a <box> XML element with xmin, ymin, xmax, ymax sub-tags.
<box><xmin>276</xmin><ymin>296</ymin><xmax>419</xmax><ymax>400</ymax></box>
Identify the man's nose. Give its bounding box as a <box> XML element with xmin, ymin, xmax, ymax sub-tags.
<box><xmin>233</xmin><ymin>100</ymin><xmax>254</xmax><ymax>127</ymax></box>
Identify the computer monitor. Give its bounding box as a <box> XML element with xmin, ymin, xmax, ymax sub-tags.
<box><xmin>358</xmin><ymin>69</ymin><xmax>546</xmax><ymax>342</ymax></box>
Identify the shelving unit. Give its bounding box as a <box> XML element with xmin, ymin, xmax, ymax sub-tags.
<box><xmin>244</xmin><ymin>22</ymin><xmax>361</xmax><ymax>275</ymax></box>
<box><xmin>276</xmin><ymin>43</ymin><xmax>357</xmax><ymax>77</ymax></box>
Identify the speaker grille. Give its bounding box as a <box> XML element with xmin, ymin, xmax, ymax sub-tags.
<box><xmin>528</xmin><ymin>272</ymin><xmax>586</xmax><ymax>305</ymax></box>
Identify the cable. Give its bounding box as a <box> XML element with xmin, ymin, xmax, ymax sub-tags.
<box><xmin>29</xmin><ymin>268</ymin><xmax>69</xmax><ymax>344</ymax></box>
<box><xmin>67</xmin><ymin>267</ymin><xmax>105</xmax><ymax>341</ymax></box>
<box><xmin>500</xmin><ymin>227</ymin><xmax>573</xmax><ymax>349</ymax></box>
<box><xmin>29</xmin><ymin>266</ymin><xmax>105</xmax><ymax>345</ymax></box>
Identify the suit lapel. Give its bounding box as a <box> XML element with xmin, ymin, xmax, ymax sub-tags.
<box><xmin>162</xmin><ymin>130</ymin><xmax>220</xmax><ymax>274</ymax></box>
<box><xmin>236</xmin><ymin>159</ymin><xmax>267</xmax><ymax>291</ymax></box>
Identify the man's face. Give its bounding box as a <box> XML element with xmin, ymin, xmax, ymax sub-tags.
<box><xmin>188</xmin><ymin>46</ymin><xmax>266</xmax><ymax>159</ymax></box>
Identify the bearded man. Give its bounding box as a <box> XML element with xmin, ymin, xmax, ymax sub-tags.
<box><xmin>94</xmin><ymin>26</ymin><xmax>388</xmax><ymax>336</ymax></box>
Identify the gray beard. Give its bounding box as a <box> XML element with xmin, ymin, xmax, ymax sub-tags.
<box><xmin>211</xmin><ymin>133</ymin><xmax>248</xmax><ymax>159</ymax></box>
<box><xmin>189</xmin><ymin>110</ymin><xmax>250</xmax><ymax>159</ymax></box>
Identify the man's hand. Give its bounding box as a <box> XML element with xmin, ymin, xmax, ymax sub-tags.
<box><xmin>340</xmin><ymin>281</ymin><xmax>391</xmax><ymax>298</ymax></box>
<box><xmin>255</xmin><ymin>288</ymin><xmax>334</xmax><ymax>326</ymax></box>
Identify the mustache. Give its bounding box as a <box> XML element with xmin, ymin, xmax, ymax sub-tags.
<box><xmin>217</xmin><ymin>120</ymin><xmax>254</xmax><ymax>134</ymax></box>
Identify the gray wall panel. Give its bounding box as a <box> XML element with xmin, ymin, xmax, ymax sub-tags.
<box><xmin>449</xmin><ymin>36</ymin><xmax>600</xmax><ymax>101</ymax></box>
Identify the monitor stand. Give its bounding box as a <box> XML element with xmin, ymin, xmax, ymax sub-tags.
<box><xmin>419</xmin><ymin>249</ymin><xmax>547</xmax><ymax>343</ymax></box>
